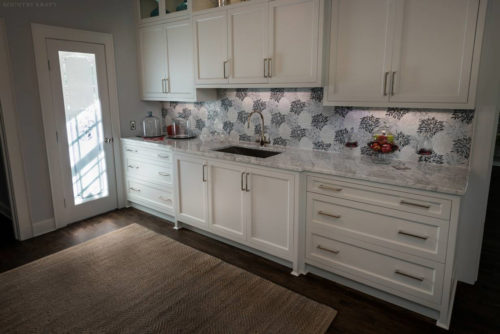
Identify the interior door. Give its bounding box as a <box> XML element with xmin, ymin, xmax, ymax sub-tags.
<box><xmin>165</xmin><ymin>19</ymin><xmax>195</xmax><ymax>100</ymax></box>
<box><xmin>207</xmin><ymin>161</ymin><xmax>246</xmax><ymax>240</ymax></box>
<box><xmin>138</xmin><ymin>24</ymin><xmax>168</xmax><ymax>99</ymax></box>
<box><xmin>389</xmin><ymin>0</ymin><xmax>479</xmax><ymax>103</ymax></box>
<box><xmin>327</xmin><ymin>0</ymin><xmax>395</xmax><ymax>103</ymax></box>
<box><xmin>193</xmin><ymin>11</ymin><xmax>229</xmax><ymax>84</ymax></box>
<box><xmin>228</xmin><ymin>3</ymin><xmax>269</xmax><ymax>84</ymax></box>
<box><xmin>268</xmin><ymin>0</ymin><xmax>320</xmax><ymax>84</ymax></box>
<box><xmin>46</xmin><ymin>39</ymin><xmax>118</xmax><ymax>226</ymax></box>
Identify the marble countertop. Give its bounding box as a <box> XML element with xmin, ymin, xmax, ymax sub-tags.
<box><xmin>122</xmin><ymin>137</ymin><xmax>469</xmax><ymax>195</ymax></box>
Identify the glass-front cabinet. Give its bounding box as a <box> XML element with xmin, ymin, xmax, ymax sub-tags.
<box><xmin>138</xmin><ymin>0</ymin><xmax>189</xmax><ymax>22</ymax></box>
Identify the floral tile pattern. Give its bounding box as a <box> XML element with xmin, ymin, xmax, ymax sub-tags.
<box><xmin>163</xmin><ymin>88</ymin><xmax>475</xmax><ymax>166</ymax></box>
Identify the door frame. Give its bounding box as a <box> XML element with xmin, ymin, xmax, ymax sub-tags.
<box><xmin>0</xmin><ymin>18</ymin><xmax>32</xmax><ymax>240</ymax></box>
<box><xmin>32</xmin><ymin>24</ymin><xmax>125</xmax><ymax>228</ymax></box>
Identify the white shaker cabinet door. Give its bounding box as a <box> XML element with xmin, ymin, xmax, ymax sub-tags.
<box><xmin>207</xmin><ymin>161</ymin><xmax>247</xmax><ymax>241</ymax></box>
<box><xmin>138</xmin><ymin>24</ymin><xmax>168</xmax><ymax>99</ymax></box>
<box><xmin>326</xmin><ymin>0</ymin><xmax>395</xmax><ymax>103</ymax></box>
<box><xmin>246</xmin><ymin>167</ymin><xmax>295</xmax><ymax>260</ymax></box>
<box><xmin>268</xmin><ymin>0</ymin><xmax>321</xmax><ymax>85</ymax></box>
<box><xmin>193</xmin><ymin>11</ymin><xmax>229</xmax><ymax>84</ymax></box>
<box><xmin>165</xmin><ymin>19</ymin><xmax>195</xmax><ymax>101</ymax></box>
<box><xmin>228</xmin><ymin>3</ymin><xmax>269</xmax><ymax>84</ymax></box>
<box><xmin>175</xmin><ymin>155</ymin><xmax>208</xmax><ymax>229</ymax></box>
<box><xmin>389</xmin><ymin>0</ymin><xmax>480</xmax><ymax>104</ymax></box>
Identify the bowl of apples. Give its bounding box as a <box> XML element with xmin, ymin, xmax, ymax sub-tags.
<box><xmin>367</xmin><ymin>129</ymin><xmax>399</xmax><ymax>164</ymax></box>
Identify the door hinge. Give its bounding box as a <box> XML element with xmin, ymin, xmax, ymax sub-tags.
<box><xmin>56</xmin><ymin>131</ymin><xmax>59</xmax><ymax>143</ymax></box>
<box><xmin>63</xmin><ymin>198</ymin><xmax>67</xmax><ymax>208</ymax></box>
<box><xmin>48</xmin><ymin>60</ymin><xmax>51</xmax><ymax>71</ymax></box>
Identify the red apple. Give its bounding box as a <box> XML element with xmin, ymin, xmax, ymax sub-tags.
<box><xmin>381</xmin><ymin>143</ymin><xmax>393</xmax><ymax>153</ymax></box>
<box><xmin>370</xmin><ymin>142</ymin><xmax>381</xmax><ymax>151</ymax></box>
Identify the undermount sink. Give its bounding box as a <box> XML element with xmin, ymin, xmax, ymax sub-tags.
<box><xmin>213</xmin><ymin>146</ymin><xmax>282</xmax><ymax>158</ymax></box>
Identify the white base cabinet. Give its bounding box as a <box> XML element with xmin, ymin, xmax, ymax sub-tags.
<box><xmin>304</xmin><ymin>173</ymin><xmax>461</xmax><ymax>329</ymax></box>
<box><xmin>121</xmin><ymin>139</ymin><xmax>176</xmax><ymax>217</ymax></box>
<box><xmin>174</xmin><ymin>153</ymin><xmax>299</xmax><ymax>263</ymax></box>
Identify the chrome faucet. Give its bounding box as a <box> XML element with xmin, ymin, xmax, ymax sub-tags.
<box><xmin>247</xmin><ymin>110</ymin><xmax>270</xmax><ymax>146</ymax></box>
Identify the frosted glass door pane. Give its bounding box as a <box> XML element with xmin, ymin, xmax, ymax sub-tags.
<box><xmin>58</xmin><ymin>51</ymin><xmax>108</xmax><ymax>205</ymax></box>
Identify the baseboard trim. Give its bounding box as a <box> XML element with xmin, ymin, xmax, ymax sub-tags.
<box><xmin>32</xmin><ymin>217</ymin><xmax>55</xmax><ymax>237</ymax></box>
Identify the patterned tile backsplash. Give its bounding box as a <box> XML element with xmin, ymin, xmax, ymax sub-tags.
<box><xmin>162</xmin><ymin>88</ymin><xmax>474</xmax><ymax>166</ymax></box>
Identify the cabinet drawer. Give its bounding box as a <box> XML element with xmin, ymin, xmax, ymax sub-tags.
<box><xmin>126</xmin><ymin>179</ymin><xmax>174</xmax><ymax>213</ymax></box>
<box><xmin>307</xmin><ymin>233</ymin><xmax>444</xmax><ymax>305</ymax></box>
<box><xmin>307</xmin><ymin>193</ymin><xmax>448</xmax><ymax>262</ymax></box>
<box><xmin>122</xmin><ymin>143</ymin><xmax>172</xmax><ymax>164</ymax></box>
<box><xmin>307</xmin><ymin>175</ymin><xmax>451</xmax><ymax>220</ymax></box>
<box><xmin>125</xmin><ymin>158</ymin><xmax>173</xmax><ymax>185</ymax></box>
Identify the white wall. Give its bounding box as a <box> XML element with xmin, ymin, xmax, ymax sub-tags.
<box><xmin>456</xmin><ymin>0</ymin><xmax>500</xmax><ymax>284</ymax></box>
<box><xmin>0</xmin><ymin>0</ymin><xmax>160</xmax><ymax>226</ymax></box>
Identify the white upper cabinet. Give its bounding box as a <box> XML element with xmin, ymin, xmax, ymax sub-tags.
<box><xmin>164</xmin><ymin>19</ymin><xmax>195</xmax><ymax>100</ymax></box>
<box><xmin>228</xmin><ymin>3</ymin><xmax>269</xmax><ymax>84</ymax></box>
<box><xmin>193</xmin><ymin>12</ymin><xmax>229</xmax><ymax>84</ymax></box>
<box><xmin>324</xmin><ymin>0</ymin><xmax>483</xmax><ymax>109</ymax></box>
<box><xmin>193</xmin><ymin>0</ymin><xmax>324</xmax><ymax>88</ymax></box>
<box><xmin>327</xmin><ymin>0</ymin><xmax>394</xmax><ymax>103</ymax></box>
<box><xmin>390</xmin><ymin>0</ymin><xmax>479</xmax><ymax>104</ymax></box>
<box><xmin>138</xmin><ymin>24</ymin><xmax>169</xmax><ymax>99</ymax></box>
<box><xmin>268</xmin><ymin>0</ymin><xmax>321</xmax><ymax>85</ymax></box>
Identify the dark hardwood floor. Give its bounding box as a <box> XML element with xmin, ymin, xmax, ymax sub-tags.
<box><xmin>1</xmin><ymin>168</ymin><xmax>499</xmax><ymax>333</ymax></box>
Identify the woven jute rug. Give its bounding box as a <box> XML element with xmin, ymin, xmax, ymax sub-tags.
<box><xmin>0</xmin><ymin>224</ymin><xmax>336</xmax><ymax>333</ymax></box>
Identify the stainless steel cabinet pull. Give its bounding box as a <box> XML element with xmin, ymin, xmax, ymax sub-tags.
<box><xmin>245</xmin><ymin>173</ymin><xmax>250</xmax><ymax>192</ymax></box>
<box><xmin>129</xmin><ymin>187</ymin><xmax>141</xmax><ymax>192</ymax></box>
<box><xmin>318</xmin><ymin>184</ymin><xmax>343</xmax><ymax>192</ymax></box>
<box><xmin>400</xmin><ymin>200</ymin><xmax>431</xmax><ymax>209</ymax></box>
<box><xmin>317</xmin><ymin>245</ymin><xmax>340</xmax><ymax>254</ymax></box>
<box><xmin>398</xmin><ymin>230</ymin><xmax>429</xmax><ymax>240</ymax></box>
<box><xmin>158</xmin><ymin>172</ymin><xmax>170</xmax><ymax>177</ymax></box>
<box><xmin>165</xmin><ymin>78</ymin><xmax>169</xmax><ymax>93</ymax></box>
<box><xmin>318</xmin><ymin>211</ymin><xmax>341</xmax><ymax>219</ymax></box>
<box><xmin>157</xmin><ymin>154</ymin><xmax>170</xmax><ymax>159</ymax></box>
<box><xmin>390</xmin><ymin>71</ymin><xmax>396</xmax><ymax>96</ymax></box>
<box><xmin>267</xmin><ymin>58</ymin><xmax>272</xmax><ymax>78</ymax></box>
<box><xmin>241</xmin><ymin>172</ymin><xmax>245</xmax><ymax>191</ymax></box>
<box><xmin>395</xmin><ymin>269</ymin><xmax>424</xmax><ymax>282</ymax></box>
<box><xmin>161</xmin><ymin>79</ymin><xmax>166</xmax><ymax>93</ymax></box>
<box><xmin>223</xmin><ymin>60</ymin><xmax>229</xmax><ymax>79</ymax></box>
<box><xmin>264</xmin><ymin>58</ymin><xmax>268</xmax><ymax>78</ymax></box>
<box><xmin>126</xmin><ymin>148</ymin><xmax>137</xmax><ymax>153</ymax></box>
<box><xmin>158</xmin><ymin>196</ymin><xmax>171</xmax><ymax>203</ymax></box>
<box><xmin>127</xmin><ymin>164</ymin><xmax>139</xmax><ymax>169</ymax></box>
<box><xmin>202</xmin><ymin>164</ymin><xmax>207</xmax><ymax>182</ymax></box>
<box><xmin>383</xmin><ymin>71</ymin><xmax>390</xmax><ymax>96</ymax></box>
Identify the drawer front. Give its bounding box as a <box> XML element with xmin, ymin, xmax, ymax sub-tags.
<box><xmin>307</xmin><ymin>175</ymin><xmax>451</xmax><ymax>220</ymax></box>
<box><xmin>307</xmin><ymin>233</ymin><xmax>444</xmax><ymax>304</ymax></box>
<box><xmin>307</xmin><ymin>193</ymin><xmax>448</xmax><ymax>262</ymax></box>
<box><xmin>122</xmin><ymin>143</ymin><xmax>172</xmax><ymax>164</ymax></box>
<box><xmin>125</xmin><ymin>158</ymin><xmax>173</xmax><ymax>185</ymax></box>
<box><xmin>127</xmin><ymin>179</ymin><xmax>174</xmax><ymax>213</ymax></box>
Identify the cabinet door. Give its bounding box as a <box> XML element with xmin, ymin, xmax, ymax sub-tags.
<box><xmin>165</xmin><ymin>19</ymin><xmax>195</xmax><ymax>101</ymax></box>
<box><xmin>138</xmin><ymin>24</ymin><xmax>168</xmax><ymax>99</ymax></box>
<box><xmin>390</xmin><ymin>0</ymin><xmax>479</xmax><ymax>103</ymax></box>
<box><xmin>326</xmin><ymin>0</ymin><xmax>394</xmax><ymax>103</ymax></box>
<box><xmin>268</xmin><ymin>0</ymin><xmax>321</xmax><ymax>84</ymax></box>
<box><xmin>193</xmin><ymin>12</ymin><xmax>229</xmax><ymax>84</ymax></box>
<box><xmin>246</xmin><ymin>168</ymin><xmax>295</xmax><ymax>260</ymax></box>
<box><xmin>207</xmin><ymin>161</ymin><xmax>246</xmax><ymax>240</ymax></box>
<box><xmin>175</xmin><ymin>155</ymin><xmax>208</xmax><ymax>229</ymax></box>
<box><xmin>228</xmin><ymin>3</ymin><xmax>269</xmax><ymax>84</ymax></box>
